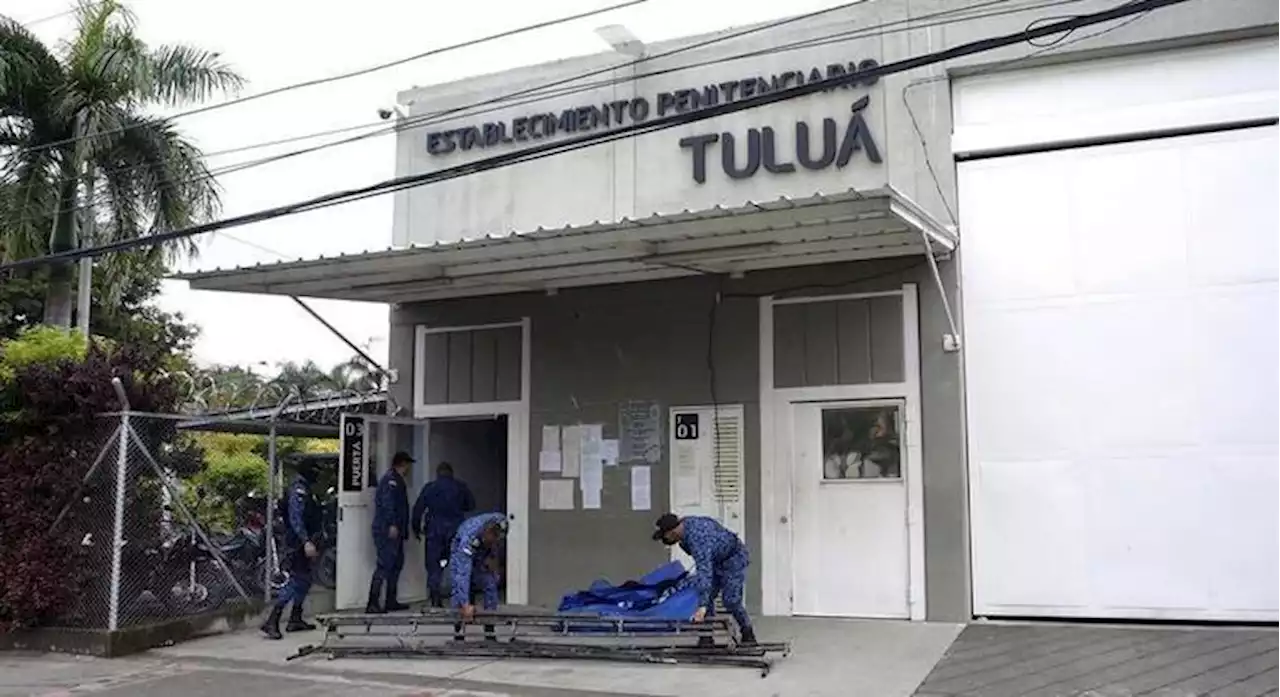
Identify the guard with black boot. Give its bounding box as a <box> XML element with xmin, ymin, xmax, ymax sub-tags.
<box><xmin>366</xmin><ymin>451</ymin><xmax>412</xmax><ymax>614</ymax></box>
<box><xmin>448</xmin><ymin>512</ymin><xmax>506</xmax><ymax>641</ymax></box>
<box><xmin>652</xmin><ymin>513</ymin><xmax>757</xmax><ymax>647</ymax></box>
<box><xmin>411</xmin><ymin>461</ymin><xmax>475</xmax><ymax>607</ymax></box>
<box><xmin>261</xmin><ymin>460</ymin><xmax>322</xmax><ymax>640</ymax></box>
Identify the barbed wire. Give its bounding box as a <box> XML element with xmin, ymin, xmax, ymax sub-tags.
<box><xmin>153</xmin><ymin>369</ymin><xmax>390</xmax><ymax>424</ymax></box>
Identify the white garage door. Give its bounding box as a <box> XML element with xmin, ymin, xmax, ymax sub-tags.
<box><xmin>955</xmin><ymin>40</ymin><xmax>1279</xmax><ymax>622</ymax></box>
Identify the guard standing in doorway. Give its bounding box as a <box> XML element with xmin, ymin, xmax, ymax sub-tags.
<box><xmin>449</xmin><ymin>512</ymin><xmax>507</xmax><ymax>641</ymax></box>
<box><xmin>366</xmin><ymin>451</ymin><xmax>412</xmax><ymax>613</ymax></box>
<box><xmin>411</xmin><ymin>462</ymin><xmax>476</xmax><ymax>607</ymax></box>
<box><xmin>652</xmin><ymin>513</ymin><xmax>757</xmax><ymax>646</ymax></box>
<box><xmin>262</xmin><ymin>460</ymin><xmax>322</xmax><ymax>640</ymax></box>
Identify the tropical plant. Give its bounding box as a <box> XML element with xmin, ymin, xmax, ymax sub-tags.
<box><xmin>0</xmin><ymin>0</ymin><xmax>244</xmax><ymax>328</ymax></box>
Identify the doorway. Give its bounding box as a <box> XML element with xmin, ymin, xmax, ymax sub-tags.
<box><xmin>791</xmin><ymin>400</ymin><xmax>910</xmax><ymax>618</ymax></box>
<box><xmin>429</xmin><ymin>416</ymin><xmax>509</xmax><ymax>597</ymax></box>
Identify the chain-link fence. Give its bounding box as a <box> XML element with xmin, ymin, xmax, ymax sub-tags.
<box><xmin>56</xmin><ymin>412</ymin><xmax>271</xmax><ymax>631</ymax></box>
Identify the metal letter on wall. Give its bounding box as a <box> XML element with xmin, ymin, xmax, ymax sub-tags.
<box><xmin>340</xmin><ymin>414</ymin><xmax>366</xmax><ymax>493</ymax></box>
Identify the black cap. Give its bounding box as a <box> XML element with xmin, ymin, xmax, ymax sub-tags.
<box><xmin>392</xmin><ymin>451</ymin><xmax>415</xmax><ymax>466</ymax></box>
<box><xmin>651</xmin><ymin>513</ymin><xmax>680</xmax><ymax>540</ymax></box>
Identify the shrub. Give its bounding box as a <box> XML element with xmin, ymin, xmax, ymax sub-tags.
<box><xmin>0</xmin><ymin>332</ymin><xmax>179</xmax><ymax>632</ymax></box>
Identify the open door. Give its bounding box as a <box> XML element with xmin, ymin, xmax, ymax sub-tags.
<box><xmin>336</xmin><ymin>413</ymin><xmax>432</xmax><ymax>610</ymax></box>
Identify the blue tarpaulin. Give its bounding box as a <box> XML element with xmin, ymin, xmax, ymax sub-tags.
<box><xmin>556</xmin><ymin>561</ymin><xmax>699</xmax><ymax>622</ymax></box>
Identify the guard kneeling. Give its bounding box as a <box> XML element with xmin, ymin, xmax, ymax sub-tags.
<box><xmin>449</xmin><ymin>512</ymin><xmax>507</xmax><ymax>641</ymax></box>
<box><xmin>652</xmin><ymin>513</ymin><xmax>757</xmax><ymax>646</ymax></box>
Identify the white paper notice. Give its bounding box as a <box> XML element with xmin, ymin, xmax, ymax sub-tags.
<box><xmin>561</xmin><ymin>425</ymin><xmax>582</xmax><ymax>478</ymax></box>
<box><xmin>673</xmin><ymin>441</ymin><xmax>701</xmax><ymax>507</ymax></box>
<box><xmin>631</xmin><ymin>466</ymin><xmax>652</xmax><ymax>511</ymax></box>
<box><xmin>541</xmin><ymin>425</ymin><xmax>561</xmax><ymax>453</ymax></box>
<box><xmin>581</xmin><ymin>446</ymin><xmax>604</xmax><ymax>511</ymax></box>
<box><xmin>601</xmin><ymin>439</ymin><xmax>619</xmax><ymax>467</ymax></box>
<box><xmin>539</xmin><ymin>479</ymin><xmax>575</xmax><ymax>510</ymax></box>
<box><xmin>581</xmin><ymin>481</ymin><xmax>601</xmax><ymax>510</ymax></box>
<box><xmin>538</xmin><ymin>450</ymin><xmax>562</xmax><ymax>473</ymax></box>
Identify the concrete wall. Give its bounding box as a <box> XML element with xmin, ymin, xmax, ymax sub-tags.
<box><xmin>390</xmin><ymin>6</ymin><xmax>953</xmax><ymax>244</ymax></box>
<box><xmin>388</xmin><ymin>256</ymin><xmax>968</xmax><ymax>619</ymax></box>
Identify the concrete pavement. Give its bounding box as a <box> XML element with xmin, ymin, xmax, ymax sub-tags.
<box><xmin>150</xmin><ymin>616</ymin><xmax>963</xmax><ymax>697</ymax></box>
<box><xmin>913</xmin><ymin>623</ymin><xmax>1279</xmax><ymax>697</ymax></box>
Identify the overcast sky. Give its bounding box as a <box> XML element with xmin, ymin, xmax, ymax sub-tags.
<box><xmin>4</xmin><ymin>0</ymin><xmax>850</xmax><ymax>371</ymax></box>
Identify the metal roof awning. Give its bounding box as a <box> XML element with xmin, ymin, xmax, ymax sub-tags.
<box><xmin>176</xmin><ymin>187</ymin><xmax>956</xmax><ymax>304</ymax></box>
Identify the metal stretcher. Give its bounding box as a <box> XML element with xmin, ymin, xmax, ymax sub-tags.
<box><xmin>288</xmin><ymin>608</ymin><xmax>790</xmax><ymax>676</ymax></box>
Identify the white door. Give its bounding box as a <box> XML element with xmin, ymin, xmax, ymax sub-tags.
<box><xmin>668</xmin><ymin>405</ymin><xmax>746</xmax><ymax>571</ymax></box>
<box><xmin>336</xmin><ymin>414</ymin><xmax>431</xmax><ymax>610</ymax></box>
<box><xmin>791</xmin><ymin>400</ymin><xmax>909</xmax><ymax>618</ymax></box>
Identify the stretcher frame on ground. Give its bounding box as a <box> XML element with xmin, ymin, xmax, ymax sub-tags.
<box><xmin>289</xmin><ymin>608</ymin><xmax>790</xmax><ymax>677</ymax></box>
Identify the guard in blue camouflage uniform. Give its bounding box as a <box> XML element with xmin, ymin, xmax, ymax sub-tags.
<box><xmin>411</xmin><ymin>462</ymin><xmax>475</xmax><ymax>607</ymax></box>
<box><xmin>261</xmin><ymin>460</ymin><xmax>322</xmax><ymax>640</ymax></box>
<box><xmin>366</xmin><ymin>451</ymin><xmax>413</xmax><ymax>613</ymax></box>
<box><xmin>652</xmin><ymin>513</ymin><xmax>757</xmax><ymax>646</ymax></box>
<box><xmin>448</xmin><ymin>511</ymin><xmax>507</xmax><ymax>641</ymax></box>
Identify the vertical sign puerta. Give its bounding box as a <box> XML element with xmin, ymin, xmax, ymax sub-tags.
<box><xmin>341</xmin><ymin>415</ymin><xmax>365</xmax><ymax>493</ymax></box>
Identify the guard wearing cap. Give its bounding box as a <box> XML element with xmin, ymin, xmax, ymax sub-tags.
<box><xmin>449</xmin><ymin>511</ymin><xmax>507</xmax><ymax>640</ymax></box>
<box><xmin>367</xmin><ymin>451</ymin><xmax>413</xmax><ymax>613</ymax></box>
<box><xmin>652</xmin><ymin>512</ymin><xmax>757</xmax><ymax>646</ymax></box>
<box><xmin>261</xmin><ymin>459</ymin><xmax>322</xmax><ymax>639</ymax></box>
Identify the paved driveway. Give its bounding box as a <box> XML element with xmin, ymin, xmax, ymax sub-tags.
<box><xmin>913</xmin><ymin>623</ymin><xmax>1278</xmax><ymax>697</ymax></box>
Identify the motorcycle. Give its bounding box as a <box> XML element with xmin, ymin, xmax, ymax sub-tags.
<box><xmin>313</xmin><ymin>487</ymin><xmax>338</xmax><ymax>589</ymax></box>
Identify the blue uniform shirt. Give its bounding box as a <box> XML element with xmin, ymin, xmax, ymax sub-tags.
<box><xmin>678</xmin><ymin>516</ymin><xmax>747</xmax><ymax>607</ymax></box>
<box><xmin>449</xmin><ymin>512</ymin><xmax>506</xmax><ymax>607</ymax></box>
<box><xmin>285</xmin><ymin>474</ymin><xmax>320</xmax><ymax>548</ymax></box>
<box><xmin>411</xmin><ymin>476</ymin><xmax>475</xmax><ymax>537</ymax></box>
<box><xmin>372</xmin><ymin>469</ymin><xmax>409</xmax><ymax>538</ymax></box>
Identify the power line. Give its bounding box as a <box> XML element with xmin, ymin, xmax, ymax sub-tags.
<box><xmin>0</xmin><ymin>0</ymin><xmax>1192</xmax><ymax>275</ymax></box>
<box><xmin>8</xmin><ymin>0</ymin><xmax>650</xmax><ymax>159</ymax></box>
<box><xmin>11</xmin><ymin>0</ymin><xmax>880</xmax><ymax>203</ymax></box>
<box><xmin>27</xmin><ymin>0</ymin><xmax>1088</xmax><ymax>219</ymax></box>
<box><xmin>900</xmin><ymin>0</ymin><xmax>1161</xmax><ymax>224</ymax></box>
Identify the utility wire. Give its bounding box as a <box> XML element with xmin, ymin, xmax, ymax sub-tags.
<box><xmin>11</xmin><ymin>0</ymin><xmax>879</xmax><ymax>199</ymax></box>
<box><xmin>0</xmin><ymin>0</ymin><xmax>1191</xmax><ymax>274</ymax></box>
<box><xmin>27</xmin><ymin>0</ymin><xmax>1088</xmax><ymax>219</ymax></box>
<box><xmin>7</xmin><ymin>0</ymin><xmax>650</xmax><ymax>158</ymax></box>
<box><xmin>900</xmin><ymin>0</ymin><xmax>1162</xmax><ymax>224</ymax></box>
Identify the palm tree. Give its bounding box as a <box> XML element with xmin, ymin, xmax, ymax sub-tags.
<box><xmin>0</xmin><ymin>0</ymin><xmax>244</xmax><ymax>328</ymax></box>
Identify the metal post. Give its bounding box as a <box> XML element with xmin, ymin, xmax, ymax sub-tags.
<box><xmin>266</xmin><ymin>421</ymin><xmax>277</xmax><ymax>603</ymax></box>
<box><xmin>106</xmin><ymin>378</ymin><xmax>132</xmax><ymax>631</ymax></box>
<box><xmin>265</xmin><ymin>395</ymin><xmax>293</xmax><ymax>602</ymax></box>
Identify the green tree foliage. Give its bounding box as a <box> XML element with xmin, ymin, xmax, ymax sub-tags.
<box><xmin>0</xmin><ymin>0</ymin><xmax>244</xmax><ymax>327</ymax></box>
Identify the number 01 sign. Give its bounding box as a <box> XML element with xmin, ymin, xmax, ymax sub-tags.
<box><xmin>674</xmin><ymin>413</ymin><xmax>700</xmax><ymax>441</ymax></box>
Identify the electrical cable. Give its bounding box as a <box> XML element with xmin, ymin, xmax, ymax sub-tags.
<box><xmin>6</xmin><ymin>0</ymin><xmax>651</xmax><ymax>159</ymax></box>
<box><xmin>0</xmin><ymin>0</ymin><xmax>1192</xmax><ymax>274</ymax></box>
<box><xmin>26</xmin><ymin>0</ymin><xmax>1091</xmax><ymax>221</ymax></box>
<box><xmin>9</xmin><ymin>0</ymin><xmax>882</xmax><ymax>204</ymax></box>
<box><xmin>900</xmin><ymin>0</ymin><xmax>1163</xmax><ymax>225</ymax></box>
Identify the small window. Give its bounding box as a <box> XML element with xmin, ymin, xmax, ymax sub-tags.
<box><xmin>821</xmin><ymin>405</ymin><xmax>902</xmax><ymax>480</ymax></box>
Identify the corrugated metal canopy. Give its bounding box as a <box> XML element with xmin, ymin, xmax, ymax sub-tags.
<box><xmin>175</xmin><ymin>187</ymin><xmax>955</xmax><ymax>303</ymax></box>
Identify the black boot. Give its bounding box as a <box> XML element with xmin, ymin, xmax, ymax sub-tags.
<box><xmin>260</xmin><ymin>605</ymin><xmax>284</xmax><ymax>640</ymax></box>
<box><xmin>384</xmin><ymin>584</ymin><xmax>409</xmax><ymax>612</ymax></box>
<box><xmin>739</xmin><ymin>627</ymin><xmax>758</xmax><ymax>647</ymax></box>
<box><xmin>453</xmin><ymin>622</ymin><xmax>465</xmax><ymax>641</ymax></box>
<box><xmin>365</xmin><ymin>580</ymin><xmax>385</xmax><ymax>614</ymax></box>
<box><xmin>697</xmin><ymin>635</ymin><xmax>716</xmax><ymax>649</ymax></box>
<box><xmin>285</xmin><ymin>604</ymin><xmax>316</xmax><ymax>632</ymax></box>
<box><xmin>429</xmin><ymin>590</ymin><xmax>443</xmax><ymax>609</ymax></box>
<box><xmin>484</xmin><ymin>625</ymin><xmax>497</xmax><ymax>642</ymax></box>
